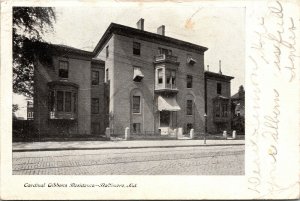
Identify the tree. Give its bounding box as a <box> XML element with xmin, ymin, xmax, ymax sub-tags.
<box><xmin>13</xmin><ymin>7</ymin><xmax>56</xmax><ymax>97</ymax></box>
<box><xmin>12</xmin><ymin>104</ymin><xmax>19</xmax><ymax>113</ymax></box>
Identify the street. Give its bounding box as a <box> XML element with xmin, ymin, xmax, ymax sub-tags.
<box><xmin>13</xmin><ymin>145</ymin><xmax>244</xmax><ymax>175</ymax></box>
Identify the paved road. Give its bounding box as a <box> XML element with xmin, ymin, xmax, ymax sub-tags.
<box><xmin>13</xmin><ymin>145</ymin><xmax>244</xmax><ymax>175</ymax></box>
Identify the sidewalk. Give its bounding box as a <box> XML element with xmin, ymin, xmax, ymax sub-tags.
<box><xmin>12</xmin><ymin>138</ymin><xmax>245</xmax><ymax>152</ymax></box>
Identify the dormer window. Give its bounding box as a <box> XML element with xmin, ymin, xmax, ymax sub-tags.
<box><xmin>59</xmin><ymin>61</ymin><xmax>69</xmax><ymax>78</ymax></box>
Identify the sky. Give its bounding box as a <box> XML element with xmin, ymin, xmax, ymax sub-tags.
<box><xmin>14</xmin><ymin>3</ymin><xmax>245</xmax><ymax>118</ymax></box>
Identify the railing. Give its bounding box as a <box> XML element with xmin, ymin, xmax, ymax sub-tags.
<box><xmin>154</xmin><ymin>54</ymin><xmax>178</xmax><ymax>62</ymax></box>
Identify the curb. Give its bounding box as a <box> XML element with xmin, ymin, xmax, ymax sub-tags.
<box><xmin>12</xmin><ymin>143</ymin><xmax>245</xmax><ymax>152</ymax></box>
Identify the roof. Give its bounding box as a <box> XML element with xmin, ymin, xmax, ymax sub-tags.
<box><xmin>213</xmin><ymin>95</ymin><xmax>230</xmax><ymax>100</ymax></box>
<box><xmin>231</xmin><ymin>92</ymin><xmax>239</xmax><ymax>99</ymax></box>
<box><xmin>47</xmin><ymin>43</ymin><xmax>94</xmax><ymax>57</ymax></box>
<box><xmin>204</xmin><ymin>71</ymin><xmax>234</xmax><ymax>81</ymax></box>
<box><xmin>93</xmin><ymin>23</ymin><xmax>208</xmax><ymax>55</ymax></box>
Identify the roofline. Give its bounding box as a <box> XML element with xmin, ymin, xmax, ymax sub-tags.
<box><xmin>49</xmin><ymin>44</ymin><xmax>94</xmax><ymax>57</ymax></box>
<box><xmin>93</xmin><ymin>23</ymin><xmax>208</xmax><ymax>55</ymax></box>
<box><xmin>204</xmin><ymin>71</ymin><xmax>234</xmax><ymax>80</ymax></box>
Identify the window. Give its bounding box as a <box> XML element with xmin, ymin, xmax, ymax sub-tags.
<box><xmin>221</xmin><ymin>103</ymin><xmax>228</xmax><ymax>117</ymax></box>
<box><xmin>57</xmin><ymin>91</ymin><xmax>64</xmax><ymax>112</ymax></box>
<box><xmin>59</xmin><ymin>61</ymin><xmax>69</xmax><ymax>78</ymax></box>
<box><xmin>217</xmin><ymin>83</ymin><xmax>222</xmax><ymax>94</ymax></box>
<box><xmin>132</xmin><ymin>123</ymin><xmax>141</xmax><ymax>134</ymax></box>
<box><xmin>106</xmin><ymin>68</ymin><xmax>109</xmax><ymax>82</ymax></box>
<box><xmin>171</xmin><ymin>71</ymin><xmax>176</xmax><ymax>86</ymax></box>
<box><xmin>186</xmin><ymin>100</ymin><xmax>193</xmax><ymax>115</ymax></box>
<box><xmin>215</xmin><ymin>102</ymin><xmax>220</xmax><ymax>117</ymax></box>
<box><xmin>92</xmin><ymin>123</ymin><xmax>100</xmax><ymax>135</ymax></box>
<box><xmin>133</xmin><ymin>42</ymin><xmax>141</xmax><ymax>56</ymax></box>
<box><xmin>166</xmin><ymin>70</ymin><xmax>171</xmax><ymax>84</ymax></box>
<box><xmin>92</xmin><ymin>70</ymin><xmax>99</xmax><ymax>85</ymax></box>
<box><xmin>106</xmin><ymin>96</ymin><xmax>109</xmax><ymax>114</ymax></box>
<box><xmin>106</xmin><ymin>45</ymin><xmax>109</xmax><ymax>58</ymax></box>
<box><xmin>187</xmin><ymin>123</ymin><xmax>193</xmax><ymax>133</ymax></box>
<box><xmin>49</xmin><ymin>91</ymin><xmax>55</xmax><ymax>111</ymax></box>
<box><xmin>92</xmin><ymin>98</ymin><xmax>99</xmax><ymax>114</ymax></box>
<box><xmin>65</xmin><ymin>92</ymin><xmax>72</xmax><ymax>112</ymax></box>
<box><xmin>187</xmin><ymin>75</ymin><xmax>193</xmax><ymax>88</ymax></box>
<box><xmin>158</xmin><ymin>47</ymin><xmax>172</xmax><ymax>55</ymax></box>
<box><xmin>73</xmin><ymin>93</ymin><xmax>77</xmax><ymax>113</ymax></box>
<box><xmin>51</xmin><ymin>91</ymin><xmax>77</xmax><ymax>113</ymax></box>
<box><xmin>133</xmin><ymin>66</ymin><xmax>144</xmax><ymax>82</ymax></box>
<box><xmin>157</xmin><ymin>69</ymin><xmax>163</xmax><ymax>84</ymax></box>
<box><xmin>132</xmin><ymin>96</ymin><xmax>141</xmax><ymax>113</ymax></box>
<box><xmin>28</xmin><ymin>112</ymin><xmax>33</xmax><ymax>119</ymax></box>
<box><xmin>187</xmin><ymin>54</ymin><xmax>197</xmax><ymax>65</ymax></box>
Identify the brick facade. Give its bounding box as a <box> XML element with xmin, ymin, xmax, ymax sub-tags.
<box><xmin>33</xmin><ymin>21</ymin><xmax>234</xmax><ymax>138</ymax></box>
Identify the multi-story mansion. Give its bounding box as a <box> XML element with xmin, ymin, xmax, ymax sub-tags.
<box><xmin>33</xmin><ymin>19</ymin><xmax>234</xmax><ymax>137</ymax></box>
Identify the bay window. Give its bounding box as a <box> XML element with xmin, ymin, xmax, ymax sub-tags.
<box><xmin>155</xmin><ymin>68</ymin><xmax>177</xmax><ymax>90</ymax></box>
<box><xmin>48</xmin><ymin>81</ymin><xmax>78</xmax><ymax>120</ymax></box>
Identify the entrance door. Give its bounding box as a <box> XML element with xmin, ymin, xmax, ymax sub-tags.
<box><xmin>160</xmin><ymin>111</ymin><xmax>171</xmax><ymax>135</ymax></box>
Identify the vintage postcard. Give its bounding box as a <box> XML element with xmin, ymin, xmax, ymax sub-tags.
<box><xmin>0</xmin><ymin>0</ymin><xmax>299</xmax><ymax>200</ymax></box>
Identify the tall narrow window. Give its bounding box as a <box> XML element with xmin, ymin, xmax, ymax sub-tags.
<box><xmin>57</xmin><ymin>91</ymin><xmax>64</xmax><ymax>112</ymax></box>
<box><xmin>133</xmin><ymin>42</ymin><xmax>141</xmax><ymax>56</ymax></box>
<box><xmin>49</xmin><ymin>91</ymin><xmax>55</xmax><ymax>112</ymax></box>
<box><xmin>92</xmin><ymin>70</ymin><xmax>99</xmax><ymax>85</ymax></box>
<box><xmin>171</xmin><ymin>71</ymin><xmax>176</xmax><ymax>86</ymax></box>
<box><xmin>166</xmin><ymin>70</ymin><xmax>171</xmax><ymax>84</ymax></box>
<box><xmin>106</xmin><ymin>68</ymin><xmax>109</xmax><ymax>82</ymax></box>
<box><xmin>73</xmin><ymin>93</ymin><xmax>77</xmax><ymax>113</ymax></box>
<box><xmin>106</xmin><ymin>45</ymin><xmax>109</xmax><ymax>58</ymax></box>
<box><xmin>65</xmin><ymin>92</ymin><xmax>72</xmax><ymax>112</ymax></box>
<box><xmin>132</xmin><ymin>96</ymin><xmax>141</xmax><ymax>114</ymax></box>
<box><xmin>187</xmin><ymin>75</ymin><xmax>193</xmax><ymax>88</ymax></box>
<box><xmin>59</xmin><ymin>61</ymin><xmax>69</xmax><ymax>78</ymax></box>
<box><xmin>217</xmin><ymin>83</ymin><xmax>222</xmax><ymax>94</ymax></box>
<box><xmin>215</xmin><ymin>102</ymin><xmax>220</xmax><ymax>117</ymax></box>
<box><xmin>186</xmin><ymin>100</ymin><xmax>193</xmax><ymax>115</ymax></box>
<box><xmin>157</xmin><ymin>69</ymin><xmax>163</xmax><ymax>84</ymax></box>
<box><xmin>92</xmin><ymin>98</ymin><xmax>99</xmax><ymax>114</ymax></box>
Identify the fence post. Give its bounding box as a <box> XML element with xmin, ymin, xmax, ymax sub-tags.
<box><xmin>125</xmin><ymin>127</ymin><xmax>130</xmax><ymax>140</ymax></box>
<box><xmin>174</xmin><ymin>129</ymin><xmax>177</xmax><ymax>138</ymax></box>
<box><xmin>190</xmin><ymin>129</ymin><xmax>195</xmax><ymax>139</ymax></box>
<box><xmin>177</xmin><ymin>127</ymin><xmax>183</xmax><ymax>139</ymax></box>
<box><xmin>223</xmin><ymin>130</ymin><xmax>227</xmax><ymax>139</ymax></box>
<box><xmin>105</xmin><ymin>127</ymin><xmax>110</xmax><ymax>139</ymax></box>
<box><xmin>232</xmin><ymin>130</ymin><xmax>237</xmax><ymax>139</ymax></box>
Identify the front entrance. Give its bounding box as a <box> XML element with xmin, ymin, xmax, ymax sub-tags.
<box><xmin>159</xmin><ymin>111</ymin><xmax>171</xmax><ymax>135</ymax></box>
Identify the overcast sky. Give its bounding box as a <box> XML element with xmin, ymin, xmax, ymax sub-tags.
<box><xmin>14</xmin><ymin>3</ymin><xmax>245</xmax><ymax>118</ymax></box>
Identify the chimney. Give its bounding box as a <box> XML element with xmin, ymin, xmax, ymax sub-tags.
<box><xmin>157</xmin><ymin>25</ymin><xmax>165</xmax><ymax>36</ymax></box>
<box><xmin>219</xmin><ymin>60</ymin><xmax>222</xmax><ymax>74</ymax></box>
<box><xmin>136</xmin><ymin>18</ymin><xmax>144</xmax><ymax>31</ymax></box>
<box><xmin>207</xmin><ymin>65</ymin><xmax>209</xmax><ymax>71</ymax></box>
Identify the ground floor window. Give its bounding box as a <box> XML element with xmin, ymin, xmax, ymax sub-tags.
<box><xmin>92</xmin><ymin>98</ymin><xmax>100</xmax><ymax>114</ymax></box>
<box><xmin>50</xmin><ymin>90</ymin><xmax>77</xmax><ymax>113</ymax></box>
<box><xmin>132</xmin><ymin>123</ymin><xmax>141</xmax><ymax>134</ymax></box>
<box><xmin>91</xmin><ymin>122</ymin><xmax>100</xmax><ymax>135</ymax></box>
<box><xmin>187</xmin><ymin>123</ymin><xmax>193</xmax><ymax>133</ymax></box>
